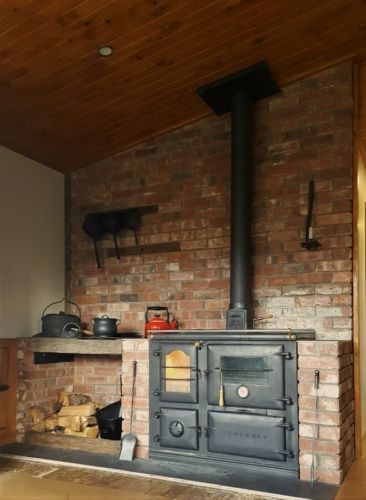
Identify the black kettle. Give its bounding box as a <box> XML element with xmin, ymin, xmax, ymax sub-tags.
<box><xmin>41</xmin><ymin>298</ymin><xmax>81</xmax><ymax>337</ymax></box>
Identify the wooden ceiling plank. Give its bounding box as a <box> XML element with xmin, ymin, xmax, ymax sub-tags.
<box><xmin>30</xmin><ymin>0</ymin><xmax>362</xmax><ymax>136</ymax></box>
<box><xmin>0</xmin><ymin>1</ymin><xmax>34</xmax><ymax>23</ymax></box>
<box><xmin>0</xmin><ymin>0</ymin><xmax>365</xmax><ymax>170</ymax></box>
<box><xmin>0</xmin><ymin>1</ymin><xmax>93</xmax><ymax>70</ymax></box>
<box><xmin>0</xmin><ymin>0</ymin><xmax>120</xmax><ymax>72</ymax></box>
<box><xmin>0</xmin><ymin>0</ymin><xmax>82</xmax><ymax>44</ymax></box>
<box><xmin>1</xmin><ymin>0</ymin><xmax>301</xmax><ymax>123</ymax></box>
<box><xmin>3</xmin><ymin>0</ymin><xmax>198</xmax><ymax>84</ymax></box>
<box><xmin>26</xmin><ymin>0</ymin><xmax>357</xmax><ymax>127</ymax></box>
<box><xmin>2</xmin><ymin>0</ymin><xmax>358</xmax><ymax>141</ymax></box>
<box><xmin>20</xmin><ymin>0</ymin><xmax>289</xmax><ymax>92</ymax></box>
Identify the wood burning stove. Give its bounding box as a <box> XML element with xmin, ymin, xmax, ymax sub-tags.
<box><xmin>149</xmin><ymin>330</ymin><xmax>313</xmax><ymax>474</ymax></box>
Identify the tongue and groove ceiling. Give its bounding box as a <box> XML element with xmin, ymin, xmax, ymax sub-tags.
<box><xmin>1</xmin><ymin>0</ymin><xmax>366</xmax><ymax>172</ymax></box>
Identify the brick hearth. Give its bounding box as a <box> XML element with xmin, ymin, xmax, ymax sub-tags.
<box><xmin>16</xmin><ymin>337</ymin><xmax>354</xmax><ymax>484</ymax></box>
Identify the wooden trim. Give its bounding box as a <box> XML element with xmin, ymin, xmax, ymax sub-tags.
<box><xmin>106</xmin><ymin>241</ymin><xmax>181</xmax><ymax>258</ymax></box>
<box><xmin>28</xmin><ymin>337</ymin><xmax>123</xmax><ymax>356</ymax></box>
<box><xmin>0</xmin><ymin>339</ymin><xmax>18</xmax><ymax>446</ymax></box>
<box><xmin>353</xmin><ymin>61</ymin><xmax>362</xmax><ymax>461</ymax></box>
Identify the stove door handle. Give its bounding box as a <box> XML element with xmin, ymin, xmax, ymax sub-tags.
<box><xmin>235</xmin><ymin>409</ymin><xmax>258</xmax><ymax>414</ymax></box>
<box><xmin>273</xmin><ymin>396</ymin><xmax>293</xmax><ymax>405</ymax></box>
<box><xmin>187</xmin><ymin>425</ymin><xmax>202</xmax><ymax>436</ymax></box>
<box><xmin>204</xmin><ymin>426</ymin><xmax>216</xmax><ymax>437</ymax></box>
<box><xmin>275</xmin><ymin>449</ymin><xmax>295</xmax><ymax>459</ymax></box>
<box><xmin>275</xmin><ymin>422</ymin><xmax>294</xmax><ymax>431</ymax></box>
<box><xmin>275</xmin><ymin>352</ymin><xmax>293</xmax><ymax>360</ymax></box>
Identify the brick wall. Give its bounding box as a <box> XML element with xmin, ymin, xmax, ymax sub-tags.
<box><xmin>121</xmin><ymin>339</ymin><xmax>149</xmax><ymax>459</ymax></box>
<box><xmin>298</xmin><ymin>340</ymin><xmax>354</xmax><ymax>484</ymax></box>
<box><xmin>17</xmin><ymin>339</ymin><xmax>74</xmax><ymax>440</ymax></box>
<box><xmin>73</xmin><ymin>355</ymin><xmax>122</xmax><ymax>406</ymax></box>
<box><xmin>67</xmin><ymin>61</ymin><xmax>353</xmax><ymax>341</ymax></box>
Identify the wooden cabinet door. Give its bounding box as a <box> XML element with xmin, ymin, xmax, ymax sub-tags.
<box><xmin>0</xmin><ymin>339</ymin><xmax>17</xmax><ymax>445</ymax></box>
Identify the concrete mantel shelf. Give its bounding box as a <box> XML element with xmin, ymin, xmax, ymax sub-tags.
<box><xmin>27</xmin><ymin>337</ymin><xmax>123</xmax><ymax>355</ymax></box>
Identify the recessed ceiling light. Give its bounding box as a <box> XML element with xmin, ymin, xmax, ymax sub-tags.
<box><xmin>98</xmin><ymin>45</ymin><xmax>113</xmax><ymax>57</ymax></box>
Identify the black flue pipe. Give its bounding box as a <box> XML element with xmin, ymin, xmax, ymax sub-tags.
<box><xmin>197</xmin><ymin>62</ymin><xmax>279</xmax><ymax>330</ymax></box>
<box><xmin>229</xmin><ymin>90</ymin><xmax>252</xmax><ymax>327</ymax></box>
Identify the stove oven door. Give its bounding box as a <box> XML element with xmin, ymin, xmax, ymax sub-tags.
<box><xmin>207</xmin><ymin>343</ymin><xmax>290</xmax><ymax>410</ymax></box>
<box><xmin>206</xmin><ymin>411</ymin><xmax>292</xmax><ymax>462</ymax></box>
<box><xmin>154</xmin><ymin>343</ymin><xmax>198</xmax><ymax>404</ymax></box>
<box><xmin>155</xmin><ymin>407</ymin><xmax>199</xmax><ymax>451</ymax></box>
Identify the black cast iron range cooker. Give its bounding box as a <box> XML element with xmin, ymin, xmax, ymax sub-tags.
<box><xmin>149</xmin><ymin>62</ymin><xmax>315</xmax><ymax>476</ymax></box>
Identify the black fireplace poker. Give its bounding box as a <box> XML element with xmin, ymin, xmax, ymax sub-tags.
<box><xmin>197</xmin><ymin>61</ymin><xmax>279</xmax><ymax>329</ymax></box>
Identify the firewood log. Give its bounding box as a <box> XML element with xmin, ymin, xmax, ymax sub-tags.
<box><xmin>29</xmin><ymin>403</ymin><xmax>61</xmax><ymax>432</ymax></box>
<box><xmin>58</xmin><ymin>415</ymin><xmax>82</xmax><ymax>432</ymax></box>
<box><xmin>58</xmin><ymin>402</ymin><xmax>95</xmax><ymax>417</ymax></box>
<box><xmin>80</xmin><ymin>416</ymin><xmax>97</xmax><ymax>430</ymax></box>
<box><xmin>44</xmin><ymin>413</ymin><xmax>58</xmax><ymax>431</ymax></box>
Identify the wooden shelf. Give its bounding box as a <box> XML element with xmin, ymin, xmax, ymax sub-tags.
<box><xmin>28</xmin><ymin>337</ymin><xmax>122</xmax><ymax>356</ymax></box>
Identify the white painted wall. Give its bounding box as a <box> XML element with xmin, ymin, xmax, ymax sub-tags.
<box><xmin>358</xmin><ymin>151</ymin><xmax>366</xmax><ymax>439</ymax></box>
<box><xmin>0</xmin><ymin>147</ymin><xmax>65</xmax><ymax>338</ymax></box>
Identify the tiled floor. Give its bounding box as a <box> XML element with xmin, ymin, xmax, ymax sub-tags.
<box><xmin>0</xmin><ymin>456</ymin><xmax>287</xmax><ymax>500</ymax></box>
<box><xmin>0</xmin><ymin>442</ymin><xmax>338</xmax><ymax>499</ymax></box>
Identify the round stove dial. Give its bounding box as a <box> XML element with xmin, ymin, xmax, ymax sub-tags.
<box><xmin>237</xmin><ymin>385</ymin><xmax>249</xmax><ymax>398</ymax></box>
<box><xmin>169</xmin><ymin>420</ymin><xmax>184</xmax><ymax>438</ymax></box>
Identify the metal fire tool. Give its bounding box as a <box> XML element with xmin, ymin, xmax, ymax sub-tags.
<box><xmin>310</xmin><ymin>369</ymin><xmax>320</xmax><ymax>487</ymax></box>
<box><xmin>301</xmin><ymin>179</ymin><xmax>321</xmax><ymax>251</ymax></box>
<box><xmin>119</xmin><ymin>360</ymin><xmax>137</xmax><ymax>461</ymax></box>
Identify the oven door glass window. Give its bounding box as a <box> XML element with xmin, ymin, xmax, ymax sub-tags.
<box><xmin>157</xmin><ymin>343</ymin><xmax>198</xmax><ymax>403</ymax></box>
<box><xmin>207</xmin><ymin>344</ymin><xmax>285</xmax><ymax>409</ymax></box>
<box><xmin>165</xmin><ymin>350</ymin><xmax>191</xmax><ymax>393</ymax></box>
<box><xmin>221</xmin><ymin>356</ymin><xmax>270</xmax><ymax>385</ymax></box>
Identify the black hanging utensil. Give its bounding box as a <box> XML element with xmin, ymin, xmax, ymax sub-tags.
<box><xmin>301</xmin><ymin>179</ymin><xmax>321</xmax><ymax>251</ymax></box>
<box><xmin>125</xmin><ymin>210</ymin><xmax>141</xmax><ymax>245</ymax></box>
<box><xmin>82</xmin><ymin>214</ymin><xmax>105</xmax><ymax>268</ymax></box>
<box><xmin>103</xmin><ymin>212</ymin><xmax>124</xmax><ymax>260</ymax></box>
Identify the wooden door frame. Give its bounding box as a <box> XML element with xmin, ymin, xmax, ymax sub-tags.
<box><xmin>0</xmin><ymin>338</ymin><xmax>18</xmax><ymax>446</ymax></box>
<box><xmin>352</xmin><ymin>61</ymin><xmax>366</xmax><ymax>460</ymax></box>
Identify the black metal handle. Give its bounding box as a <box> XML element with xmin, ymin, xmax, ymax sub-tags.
<box><xmin>275</xmin><ymin>449</ymin><xmax>295</xmax><ymax>459</ymax></box>
<box><xmin>275</xmin><ymin>352</ymin><xmax>293</xmax><ymax>360</ymax></box>
<box><xmin>0</xmin><ymin>384</ymin><xmax>10</xmax><ymax>392</ymax></box>
<box><xmin>41</xmin><ymin>298</ymin><xmax>81</xmax><ymax>319</ymax></box>
<box><xmin>275</xmin><ymin>422</ymin><xmax>294</xmax><ymax>431</ymax></box>
<box><xmin>274</xmin><ymin>396</ymin><xmax>293</xmax><ymax>405</ymax></box>
<box><xmin>204</xmin><ymin>426</ymin><xmax>216</xmax><ymax>437</ymax></box>
<box><xmin>145</xmin><ymin>306</ymin><xmax>170</xmax><ymax>323</ymax></box>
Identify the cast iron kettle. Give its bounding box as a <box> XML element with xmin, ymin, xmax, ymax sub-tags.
<box><xmin>41</xmin><ymin>298</ymin><xmax>81</xmax><ymax>337</ymax></box>
<box><xmin>144</xmin><ymin>306</ymin><xmax>178</xmax><ymax>338</ymax></box>
<box><xmin>92</xmin><ymin>314</ymin><xmax>121</xmax><ymax>338</ymax></box>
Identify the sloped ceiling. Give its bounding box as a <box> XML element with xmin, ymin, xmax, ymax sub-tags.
<box><xmin>1</xmin><ymin>0</ymin><xmax>366</xmax><ymax>172</ymax></box>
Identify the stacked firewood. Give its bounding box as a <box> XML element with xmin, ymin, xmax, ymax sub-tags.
<box><xmin>29</xmin><ymin>391</ymin><xmax>99</xmax><ymax>438</ymax></box>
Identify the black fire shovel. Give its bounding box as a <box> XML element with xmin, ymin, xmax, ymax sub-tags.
<box><xmin>119</xmin><ymin>360</ymin><xmax>137</xmax><ymax>461</ymax></box>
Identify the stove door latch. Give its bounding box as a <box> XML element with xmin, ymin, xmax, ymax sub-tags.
<box><xmin>204</xmin><ymin>426</ymin><xmax>216</xmax><ymax>437</ymax></box>
<box><xmin>153</xmin><ymin>388</ymin><xmax>161</xmax><ymax>396</ymax></box>
<box><xmin>275</xmin><ymin>449</ymin><xmax>295</xmax><ymax>459</ymax></box>
<box><xmin>153</xmin><ymin>411</ymin><xmax>163</xmax><ymax>418</ymax></box>
<box><xmin>275</xmin><ymin>422</ymin><xmax>294</xmax><ymax>431</ymax></box>
<box><xmin>275</xmin><ymin>351</ymin><xmax>293</xmax><ymax>360</ymax></box>
<box><xmin>153</xmin><ymin>434</ymin><xmax>161</xmax><ymax>442</ymax></box>
<box><xmin>274</xmin><ymin>396</ymin><xmax>293</xmax><ymax>405</ymax></box>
